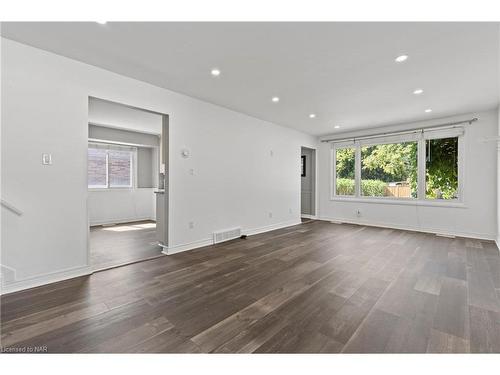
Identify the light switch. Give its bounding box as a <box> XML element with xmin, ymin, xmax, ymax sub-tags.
<box><xmin>42</xmin><ymin>153</ymin><xmax>52</xmax><ymax>165</ymax></box>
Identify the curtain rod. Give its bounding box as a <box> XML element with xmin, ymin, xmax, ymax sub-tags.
<box><xmin>320</xmin><ymin>118</ymin><xmax>477</xmax><ymax>143</ymax></box>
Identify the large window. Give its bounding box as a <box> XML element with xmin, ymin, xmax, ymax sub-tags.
<box><xmin>332</xmin><ymin>127</ymin><xmax>463</xmax><ymax>202</ymax></box>
<box><xmin>361</xmin><ymin>141</ymin><xmax>418</xmax><ymax>198</ymax></box>
<box><xmin>88</xmin><ymin>144</ymin><xmax>135</xmax><ymax>189</ymax></box>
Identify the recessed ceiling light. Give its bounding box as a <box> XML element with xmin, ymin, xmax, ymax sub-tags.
<box><xmin>413</xmin><ymin>88</ymin><xmax>424</xmax><ymax>95</ymax></box>
<box><xmin>271</xmin><ymin>97</ymin><xmax>280</xmax><ymax>103</ymax></box>
<box><xmin>334</xmin><ymin>125</ymin><xmax>340</xmax><ymax>129</ymax></box>
<box><xmin>309</xmin><ymin>114</ymin><xmax>316</xmax><ymax>119</ymax></box>
<box><xmin>96</xmin><ymin>21</ymin><xmax>107</xmax><ymax>25</ymax></box>
<box><xmin>395</xmin><ymin>55</ymin><xmax>408</xmax><ymax>63</ymax></box>
<box><xmin>211</xmin><ymin>68</ymin><xmax>221</xmax><ymax>77</ymax></box>
<box><xmin>425</xmin><ymin>109</ymin><xmax>432</xmax><ymax>113</ymax></box>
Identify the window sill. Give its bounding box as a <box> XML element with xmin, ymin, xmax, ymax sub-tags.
<box><xmin>88</xmin><ymin>188</ymin><xmax>134</xmax><ymax>191</ymax></box>
<box><xmin>329</xmin><ymin>196</ymin><xmax>466</xmax><ymax>208</ymax></box>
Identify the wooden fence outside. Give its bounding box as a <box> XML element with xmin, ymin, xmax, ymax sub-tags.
<box><xmin>385</xmin><ymin>185</ymin><xmax>411</xmax><ymax>198</ymax></box>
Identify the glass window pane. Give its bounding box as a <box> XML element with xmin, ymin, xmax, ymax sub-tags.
<box><xmin>88</xmin><ymin>148</ymin><xmax>107</xmax><ymax>188</ymax></box>
<box><xmin>109</xmin><ymin>150</ymin><xmax>132</xmax><ymax>187</ymax></box>
<box><xmin>361</xmin><ymin>142</ymin><xmax>418</xmax><ymax>198</ymax></box>
<box><xmin>426</xmin><ymin>137</ymin><xmax>458</xmax><ymax>200</ymax></box>
<box><xmin>335</xmin><ymin>147</ymin><xmax>355</xmax><ymax>196</ymax></box>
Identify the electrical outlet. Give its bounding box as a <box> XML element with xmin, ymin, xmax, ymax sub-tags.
<box><xmin>188</xmin><ymin>221</ymin><xmax>194</xmax><ymax>229</ymax></box>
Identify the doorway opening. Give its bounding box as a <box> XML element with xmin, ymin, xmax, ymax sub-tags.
<box><xmin>87</xmin><ymin>97</ymin><xmax>169</xmax><ymax>271</ymax></box>
<box><xmin>300</xmin><ymin>147</ymin><xmax>316</xmax><ymax>221</ymax></box>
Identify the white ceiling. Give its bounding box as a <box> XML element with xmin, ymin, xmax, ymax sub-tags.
<box><xmin>2</xmin><ymin>22</ymin><xmax>499</xmax><ymax>136</ymax></box>
<box><xmin>89</xmin><ymin>97</ymin><xmax>162</xmax><ymax>134</ymax></box>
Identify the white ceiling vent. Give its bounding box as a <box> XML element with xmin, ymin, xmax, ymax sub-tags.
<box><xmin>213</xmin><ymin>227</ymin><xmax>241</xmax><ymax>244</ymax></box>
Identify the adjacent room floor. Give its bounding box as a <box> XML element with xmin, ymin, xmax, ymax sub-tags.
<box><xmin>2</xmin><ymin>221</ymin><xmax>499</xmax><ymax>353</ymax></box>
<box><xmin>90</xmin><ymin>220</ymin><xmax>161</xmax><ymax>271</ymax></box>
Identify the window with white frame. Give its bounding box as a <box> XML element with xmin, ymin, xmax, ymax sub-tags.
<box><xmin>334</xmin><ymin>145</ymin><xmax>356</xmax><ymax>196</ymax></box>
<box><xmin>88</xmin><ymin>143</ymin><xmax>136</xmax><ymax>189</ymax></box>
<box><xmin>332</xmin><ymin>126</ymin><xmax>463</xmax><ymax>202</ymax></box>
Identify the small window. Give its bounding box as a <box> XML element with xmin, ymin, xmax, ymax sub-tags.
<box><xmin>361</xmin><ymin>141</ymin><xmax>418</xmax><ymax>198</ymax></box>
<box><xmin>425</xmin><ymin>137</ymin><xmax>458</xmax><ymax>200</ymax></box>
<box><xmin>88</xmin><ymin>148</ymin><xmax>108</xmax><ymax>188</ymax></box>
<box><xmin>88</xmin><ymin>144</ymin><xmax>135</xmax><ymax>189</ymax></box>
<box><xmin>335</xmin><ymin>146</ymin><xmax>356</xmax><ymax>196</ymax></box>
<box><xmin>108</xmin><ymin>149</ymin><xmax>133</xmax><ymax>188</ymax></box>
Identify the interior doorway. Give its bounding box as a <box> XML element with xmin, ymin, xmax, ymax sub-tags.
<box><xmin>300</xmin><ymin>147</ymin><xmax>316</xmax><ymax>218</ymax></box>
<box><xmin>87</xmin><ymin>97</ymin><xmax>168</xmax><ymax>271</ymax></box>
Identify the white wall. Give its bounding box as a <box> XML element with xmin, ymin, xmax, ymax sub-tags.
<box><xmin>87</xmin><ymin>124</ymin><xmax>159</xmax><ymax>225</ymax></box>
<box><xmin>88</xmin><ymin>97</ymin><xmax>162</xmax><ymax>134</ymax></box>
<box><xmin>318</xmin><ymin>110</ymin><xmax>498</xmax><ymax>240</ymax></box>
<box><xmin>1</xmin><ymin>38</ymin><xmax>317</xmax><ymax>293</ymax></box>
<box><xmin>88</xmin><ymin>189</ymin><xmax>156</xmax><ymax>226</ymax></box>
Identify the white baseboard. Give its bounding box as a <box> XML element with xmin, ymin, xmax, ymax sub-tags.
<box><xmin>0</xmin><ymin>265</ymin><xmax>93</xmax><ymax>296</ymax></box>
<box><xmin>301</xmin><ymin>214</ymin><xmax>318</xmax><ymax>219</ymax></box>
<box><xmin>162</xmin><ymin>219</ymin><xmax>302</xmax><ymax>256</ymax></box>
<box><xmin>317</xmin><ymin>215</ymin><xmax>496</xmax><ymax>241</ymax></box>
<box><xmin>243</xmin><ymin>219</ymin><xmax>302</xmax><ymax>236</ymax></box>
<box><xmin>90</xmin><ymin>217</ymin><xmax>156</xmax><ymax>227</ymax></box>
<box><xmin>161</xmin><ymin>238</ymin><xmax>213</xmax><ymax>255</ymax></box>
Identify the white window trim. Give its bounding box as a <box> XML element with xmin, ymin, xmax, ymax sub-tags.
<box><xmin>330</xmin><ymin>130</ymin><xmax>465</xmax><ymax>206</ymax></box>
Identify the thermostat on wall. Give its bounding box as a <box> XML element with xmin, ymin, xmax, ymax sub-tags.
<box><xmin>181</xmin><ymin>148</ymin><xmax>190</xmax><ymax>158</ymax></box>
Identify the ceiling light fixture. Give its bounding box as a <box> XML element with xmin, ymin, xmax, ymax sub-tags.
<box><xmin>96</xmin><ymin>21</ymin><xmax>107</xmax><ymax>25</ymax></box>
<box><xmin>413</xmin><ymin>88</ymin><xmax>424</xmax><ymax>95</ymax></box>
<box><xmin>425</xmin><ymin>109</ymin><xmax>432</xmax><ymax>113</ymax></box>
<box><xmin>309</xmin><ymin>114</ymin><xmax>316</xmax><ymax>119</ymax></box>
<box><xmin>395</xmin><ymin>55</ymin><xmax>408</xmax><ymax>63</ymax></box>
<box><xmin>334</xmin><ymin>125</ymin><xmax>340</xmax><ymax>129</ymax></box>
<box><xmin>211</xmin><ymin>68</ymin><xmax>221</xmax><ymax>77</ymax></box>
<box><xmin>271</xmin><ymin>97</ymin><xmax>280</xmax><ymax>103</ymax></box>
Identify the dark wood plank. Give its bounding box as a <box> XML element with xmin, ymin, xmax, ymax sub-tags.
<box><xmin>1</xmin><ymin>220</ymin><xmax>499</xmax><ymax>353</ymax></box>
<box><xmin>469</xmin><ymin>305</ymin><xmax>500</xmax><ymax>353</ymax></box>
<box><xmin>90</xmin><ymin>220</ymin><xmax>162</xmax><ymax>270</ymax></box>
<box><xmin>432</xmin><ymin>277</ymin><xmax>469</xmax><ymax>339</ymax></box>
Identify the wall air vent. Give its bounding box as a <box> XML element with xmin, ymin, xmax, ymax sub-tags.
<box><xmin>213</xmin><ymin>227</ymin><xmax>242</xmax><ymax>244</ymax></box>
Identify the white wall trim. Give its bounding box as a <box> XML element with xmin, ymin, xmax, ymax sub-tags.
<box><xmin>162</xmin><ymin>219</ymin><xmax>302</xmax><ymax>256</ymax></box>
<box><xmin>243</xmin><ymin>219</ymin><xmax>302</xmax><ymax>236</ymax></box>
<box><xmin>161</xmin><ymin>238</ymin><xmax>213</xmax><ymax>255</ymax></box>
<box><xmin>0</xmin><ymin>265</ymin><xmax>93</xmax><ymax>296</ymax></box>
<box><xmin>301</xmin><ymin>214</ymin><xmax>318</xmax><ymax>219</ymax></box>
<box><xmin>329</xmin><ymin>196</ymin><xmax>467</xmax><ymax>208</ymax></box>
<box><xmin>90</xmin><ymin>217</ymin><xmax>156</xmax><ymax>227</ymax></box>
<box><xmin>317</xmin><ymin>215</ymin><xmax>496</xmax><ymax>241</ymax></box>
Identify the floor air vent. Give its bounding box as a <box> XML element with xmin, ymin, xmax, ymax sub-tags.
<box><xmin>213</xmin><ymin>227</ymin><xmax>242</xmax><ymax>244</ymax></box>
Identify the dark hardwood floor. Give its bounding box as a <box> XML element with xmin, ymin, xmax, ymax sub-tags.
<box><xmin>1</xmin><ymin>220</ymin><xmax>499</xmax><ymax>353</ymax></box>
<box><xmin>90</xmin><ymin>220</ymin><xmax>162</xmax><ymax>271</ymax></box>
